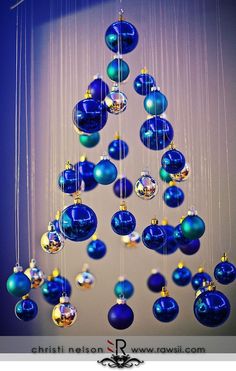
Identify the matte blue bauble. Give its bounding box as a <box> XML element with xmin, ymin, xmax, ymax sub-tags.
<box><xmin>173</xmin><ymin>224</ymin><xmax>191</xmax><ymax>246</ymax></box>
<box><xmin>191</xmin><ymin>271</ymin><xmax>212</xmax><ymax>291</ymax></box>
<box><xmin>73</xmin><ymin>97</ymin><xmax>108</xmax><ymax>133</ymax></box>
<box><xmin>179</xmin><ymin>239</ymin><xmax>200</xmax><ymax>255</ymax></box>
<box><xmin>75</xmin><ymin>158</ymin><xmax>98</xmax><ymax>192</ymax></box>
<box><xmin>79</xmin><ymin>132</ymin><xmax>100</xmax><ymax>148</ymax></box>
<box><xmin>161</xmin><ymin>148</ymin><xmax>186</xmax><ymax>174</ymax></box>
<box><xmin>105</xmin><ymin>20</ymin><xmax>138</xmax><ymax>54</ymax></box>
<box><xmin>87</xmin><ymin>237</ymin><xmax>107</xmax><ymax>260</ymax></box>
<box><xmin>140</xmin><ymin>116</ymin><xmax>174</xmax><ymax>151</ymax></box>
<box><xmin>153</xmin><ymin>295</ymin><xmax>179</xmax><ymax>322</ymax></box>
<box><xmin>156</xmin><ymin>224</ymin><xmax>178</xmax><ymax>255</ymax></box>
<box><xmin>113</xmin><ymin>177</ymin><xmax>133</xmax><ymax>199</ymax></box>
<box><xmin>181</xmin><ymin>214</ymin><xmax>205</xmax><ymax>240</ymax></box>
<box><xmin>147</xmin><ymin>271</ymin><xmax>166</xmax><ymax>293</ymax></box>
<box><xmin>88</xmin><ymin>77</ymin><xmax>109</xmax><ymax>101</ymax></box>
<box><xmin>133</xmin><ymin>71</ymin><xmax>156</xmax><ymax>95</ymax></box>
<box><xmin>163</xmin><ymin>184</ymin><xmax>184</xmax><ymax>208</ymax></box>
<box><xmin>58</xmin><ymin>167</ymin><xmax>81</xmax><ymax>194</ymax></box>
<box><xmin>214</xmin><ymin>260</ymin><xmax>236</xmax><ymax>285</ymax></box>
<box><xmin>107</xmin><ymin>58</ymin><xmax>130</xmax><ymax>83</ymax></box>
<box><xmin>114</xmin><ymin>279</ymin><xmax>134</xmax><ymax>299</ymax></box>
<box><xmin>7</xmin><ymin>271</ymin><xmax>31</xmax><ymax>298</ymax></box>
<box><xmin>108</xmin><ymin>301</ymin><xmax>134</xmax><ymax>330</ymax></box>
<box><xmin>108</xmin><ymin>139</ymin><xmax>129</xmax><ymax>160</ymax></box>
<box><xmin>194</xmin><ymin>290</ymin><xmax>230</xmax><ymax>327</ymax></box>
<box><xmin>59</xmin><ymin>203</ymin><xmax>97</xmax><ymax>242</ymax></box>
<box><xmin>172</xmin><ymin>264</ymin><xmax>192</xmax><ymax>286</ymax></box>
<box><xmin>41</xmin><ymin>277</ymin><xmax>71</xmax><ymax>305</ymax></box>
<box><xmin>111</xmin><ymin>209</ymin><xmax>136</xmax><ymax>236</ymax></box>
<box><xmin>142</xmin><ymin>221</ymin><xmax>167</xmax><ymax>250</ymax></box>
<box><xmin>15</xmin><ymin>298</ymin><xmax>38</xmax><ymax>321</ymax></box>
<box><xmin>93</xmin><ymin>158</ymin><xmax>118</xmax><ymax>185</ymax></box>
<box><xmin>144</xmin><ymin>90</ymin><xmax>168</xmax><ymax>116</ymax></box>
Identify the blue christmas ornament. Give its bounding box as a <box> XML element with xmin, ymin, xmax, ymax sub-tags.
<box><xmin>181</xmin><ymin>210</ymin><xmax>205</xmax><ymax>240</ymax></box>
<box><xmin>113</xmin><ymin>177</ymin><xmax>133</xmax><ymax>199</ymax></box>
<box><xmin>114</xmin><ymin>278</ymin><xmax>134</xmax><ymax>299</ymax></box>
<box><xmin>161</xmin><ymin>146</ymin><xmax>186</xmax><ymax>174</ymax></box>
<box><xmin>15</xmin><ymin>296</ymin><xmax>38</xmax><ymax>321</ymax></box>
<box><xmin>107</xmin><ymin>57</ymin><xmax>130</xmax><ymax>83</ymax></box>
<box><xmin>214</xmin><ymin>254</ymin><xmax>236</xmax><ymax>285</ymax></box>
<box><xmin>156</xmin><ymin>220</ymin><xmax>178</xmax><ymax>255</ymax></box>
<box><xmin>93</xmin><ymin>155</ymin><xmax>118</xmax><ymax>185</ymax></box>
<box><xmin>144</xmin><ymin>88</ymin><xmax>168</xmax><ymax>116</ymax></box>
<box><xmin>88</xmin><ymin>75</ymin><xmax>109</xmax><ymax>101</ymax></box>
<box><xmin>163</xmin><ymin>182</ymin><xmax>184</xmax><ymax>208</ymax></box>
<box><xmin>7</xmin><ymin>266</ymin><xmax>31</xmax><ymax>298</ymax></box>
<box><xmin>140</xmin><ymin>116</ymin><xmax>174</xmax><ymax>151</ymax></box>
<box><xmin>194</xmin><ymin>283</ymin><xmax>230</xmax><ymax>327</ymax></box>
<box><xmin>111</xmin><ymin>202</ymin><xmax>136</xmax><ymax>236</ymax></box>
<box><xmin>173</xmin><ymin>222</ymin><xmax>191</xmax><ymax>246</ymax></box>
<box><xmin>79</xmin><ymin>132</ymin><xmax>100</xmax><ymax>148</ymax></box>
<box><xmin>87</xmin><ymin>235</ymin><xmax>107</xmax><ymax>260</ymax></box>
<box><xmin>59</xmin><ymin>198</ymin><xmax>97</xmax><ymax>242</ymax></box>
<box><xmin>105</xmin><ymin>11</ymin><xmax>138</xmax><ymax>54</ymax></box>
<box><xmin>172</xmin><ymin>262</ymin><xmax>192</xmax><ymax>287</ymax></box>
<box><xmin>108</xmin><ymin>298</ymin><xmax>134</xmax><ymax>330</ymax></box>
<box><xmin>73</xmin><ymin>90</ymin><xmax>108</xmax><ymax>134</ymax></box>
<box><xmin>153</xmin><ymin>287</ymin><xmax>179</xmax><ymax>322</ymax></box>
<box><xmin>142</xmin><ymin>218</ymin><xmax>167</xmax><ymax>251</ymax></box>
<box><xmin>108</xmin><ymin>134</ymin><xmax>129</xmax><ymax>160</ymax></box>
<box><xmin>51</xmin><ymin>212</ymin><xmax>61</xmax><ymax>234</ymax></box>
<box><xmin>159</xmin><ymin>167</ymin><xmax>173</xmax><ymax>183</ymax></box>
<box><xmin>58</xmin><ymin>162</ymin><xmax>81</xmax><ymax>194</ymax></box>
<box><xmin>191</xmin><ymin>268</ymin><xmax>212</xmax><ymax>291</ymax></box>
<box><xmin>179</xmin><ymin>239</ymin><xmax>200</xmax><ymax>255</ymax></box>
<box><xmin>41</xmin><ymin>269</ymin><xmax>72</xmax><ymax>305</ymax></box>
<box><xmin>133</xmin><ymin>68</ymin><xmax>156</xmax><ymax>95</ymax></box>
<box><xmin>74</xmin><ymin>156</ymin><xmax>98</xmax><ymax>192</ymax></box>
<box><xmin>147</xmin><ymin>270</ymin><xmax>166</xmax><ymax>293</ymax></box>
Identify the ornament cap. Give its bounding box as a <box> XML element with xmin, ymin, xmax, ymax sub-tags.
<box><xmin>93</xmin><ymin>73</ymin><xmax>102</xmax><ymax>80</ymax></box>
<box><xmin>13</xmin><ymin>264</ymin><xmax>23</xmax><ymax>273</ymax></box>
<box><xmin>151</xmin><ymin>217</ymin><xmax>158</xmax><ymax>225</ymax></box>
<box><xmin>52</xmin><ymin>268</ymin><xmax>60</xmax><ymax>278</ymax></box>
<box><xmin>151</xmin><ymin>268</ymin><xmax>158</xmax><ymax>274</ymax></box>
<box><xmin>207</xmin><ymin>281</ymin><xmax>216</xmax><ymax>292</ymax></box>
<box><xmin>55</xmin><ymin>210</ymin><xmax>61</xmax><ymax>220</ymax></box>
<box><xmin>84</xmin><ymin>89</ymin><xmax>92</xmax><ymax>99</ymax></box>
<box><xmin>80</xmin><ymin>154</ymin><xmax>88</xmax><ymax>162</ymax></box>
<box><xmin>82</xmin><ymin>263</ymin><xmax>89</xmax><ymax>272</ymax></box>
<box><xmin>113</xmin><ymin>53</ymin><xmax>123</xmax><ymax>60</ymax></box>
<box><xmin>65</xmin><ymin>161</ymin><xmax>73</xmax><ymax>170</ymax></box>
<box><xmin>73</xmin><ymin>124</ymin><xmax>83</xmax><ymax>135</ymax></box>
<box><xmin>178</xmin><ymin>261</ymin><xmax>184</xmax><ymax>269</ymax></box>
<box><xmin>140</xmin><ymin>67</ymin><xmax>148</xmax><ymax>74</ymax></box>
<box><xmin>140</xmin><ymin>169</ymin><xmax>149</xmax><ymax>176</ymax></box>
<box><xmin>74</xmin><ymin>193</ymin><xmax>82</xmax><ymax>205</ymax></box>
<box><xmin>29</xmin><ymin>259</ymin><xmax>37</xmax><ymax>269</ymax></box>
<box><xmin>47</xmin><ymin>275</ymin><xmax>53</xmax><ymax>282</ymax></box>
<box><xmin>151</xmin><ymin>86</ymin><xmax>157</xmax><ymax>92</ymax></box>
<box><xmin>169</xmin><ymin>180</ymin><xmax>176</xmax><ymax>187</ymax></box>
<box><xmin>179</xmin><ymin>215</ymin><xmax>186</xmax><ymax>223</ymax></box>
<box><xmin>22</xmin><ymin>294</ymin><xmax>30</xmax><ymax>300</ymax></box>
<box><xmin>169</xmin><ymin>141</ymin><xmax>175</xmax><ymax>150</ymax></box>
<box><xmin>117</xmin><ymin>297</ymin><xmax>126</xmax><ymax>304</ymax></box>
<box><xmin>161</xmin><ymin>286</ymin><xmax>169</xmax><ymax>297</ymax></box>
<box><xmin>221</xmin><ymin>253</ymin><xmax>229</xmax><ymax>262</ymax></box>
<box><xmin>114</xmin><ymin>131</ymin><xmax>120</xmax><ymax>139</ymax></box>
<box><xmin>118</xmin><ymin>8</ymin><xmax>124</xmax><ymax>21</ymax></box>
<box><xmin>161</xmin><ymin>218</ymin><xmax>168</xmax><ymax>226</ymax></box>
<box><xmin>59</xmin><ymin>295</ymin><xmax>70</xmax><ymax>304</ymax></box>
<box><xmin>111</xmin><ymin>83</ymin><xmax>119</xmax><ymax>92</ymax></box>
<box><xmin>92</xmin><ymin>234</ymin><xmax>98</xmax><ymax>241</ymax></box>
<box><xmin>120</xmin><ymin>201</ymin><xmax>127</xmax><ymax>211</ymax></box>
<box><xmin>100</xmin><ymin>153</ymin><xmax>109</xmax><ymax>160</ymax></box>
<box><xmin>198</xmin><ymin>266</ymin><xmax>204</xmax><ymax>273</ymax></box>
<box><xmin>118</xmin><ymin>276</ymin><xmax>125</xmax><ymax>282</ymax></box>
<box><xmin>188</xmin><ymin>206</ymin><xmax>198</xmax><ymax>216</ymax></box>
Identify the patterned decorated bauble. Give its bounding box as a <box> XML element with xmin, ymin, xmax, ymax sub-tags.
<box><xmin>93</xmin><ymin>155</ymin><xmax>118</xmax><ymax>185</ymax></box>
<box><xmin>114</xmin><ymin>277</ymin><xmax>134</xmax><ymax>299</ymax></box>
<box><xmin>73</xmin><ymin>90</ymin><xmax>108</xmax><ymax>133</ymax></box>
<box><xmin>105</xmin><ymin>84</ymin><xmax>127</xmax><ymax>114</ymax></box>
<box><xmin>191</xmin><ymin>267</ymin><xmax>212</xmax><ymax>291</ymax></box>
<box><xmin>121</xmin><ymin>231</ymin><xmax>141</xmax><ymax>248</ymax></box>
<box><xmin>108</xmin><ymin>133</ymin><xmax>129</xmax><ymax>160</ymax></box>
<box><xmin>159</xmin><ymin>167</ymin><xmax>173</xmax><ymax>183</ymax></box>
<box><xmin>88</xmin><ymin>74</ymin><xmax>109</xmax><ymax>101</ymax></box>
<box><xmin>193</xmin><ymin>283</ymin><xmax>230</xmax><ymax>327</ymax></box>
<box><xmin>161</xmin><ymin>145</ymin><xmax>186</xmax><ymax>174</ymax></box>
<box><xmin>163</xmin><ymin>181</ymin><xmax>184</xmax><ymax>208</ymax></box>
<box><xmin>142</xmin><ymin>218</ymin><xmax>167</xmax><ymax>251</ymax></box>
<box><xmin>214</xmin><ymin>254</ymin><xmax>236</xmax><ymax>285</ymax></box>
<box><xmin>135</xmin><ymin>171</ymin><xmax>158</xmax><ymax>200</ymax></box>
<box><xmin>15</xmin><ymin>295</ymin><xmax>38</xmax><ymax>322</ymax></box>
<box><xmin>172</xmin><ymin>262</ymin><xmax>192</xmax><ymax>287</ymax></box>
<box><xmin>173</xmin><ymin>222</ymin><xmax>191</xmax><ymax>246</ymax></box>
<box><xmin>147</xmin><ymin>270</ymin><xmax>166</xmax><ymax>293</ymax></box>
<box><xmin>107</xmin><ymin>56</ymin><xmax>130</xmax><ymax>83</ymax></box>
<box><xmin>181</xmin><ymin>209</ymin><xmax>205</xmax><ymax>240</ymax></box>
<box><xmin>111</xmin><ymin>202</ymin><xmax>136</xmax><ymax>236</ymax></box>
<box><xmin>179</xmin><ymin>239</ymin><xmax>200</xmax><ymax>255</ymax></box>
<box><xmin>105</xmin><ymin>11</ymin><xmax>138</xmax><ymax>54</ymax></box>
<box><xmin>153</xmin><ymin>287</ymin><xmax>179</xmax><ymax>323</ymax></box>
<box><xmin>113</xmin><ymin>176</ymin><xmax>133</xmax><ymax>199</ymax></box>
<box><xmin>58</xmin><ymin>162</ymin><xmax>81</xmax><ymax>194</ymax></box>
<box><xmin>87</xmin><ymin>235</ymin><xmax>107</xmax><ymax>260</ymax></box>
<box><xmin>79</xmin><ymin>132</ymin><xmax>100</xmax><ymax>148</ymax></box>
<box><xmin>52</xmin><ymin>295</ymin><xmax>77</xmax><ymax>328</ymax></box>
<box><xmin>144</xmin><ymin>88</ymin><xmax>168</xmax><ymax>116</ymax></box>
<box><xmin>74</xmin><ymin>155</ymin><xmax>98</xmax><ymax>192</ymax></box>
<box><xmin>24</xmin><ymin>259</ymin><xmax>45</xmax><ymax>289</ymax></box>
<box><xmin>156</xmin><ymin>219</ymin><xmax>178</xmax><ymax>255</ymax></box>
<box><xmin>7</xmin><ymin>265</ymin><xmax>31</xmax><ymax>298</ymax></box>
<box><xmin>41</xmin><ymin>271</ymin><xmax>72</xmax><ymax>306</ymax></box>
<box><xmin>75</xmin><ymin>265</ymin><xmax>95</xmax><ymax>290</ymax></box>
<box><xmin>133</xmin><ymin>68</ymin><xmax>156</xmax><ymax>95</ymax></box>
<box><xmin>170</xmin><ymin>163</ymin><xmax>190</xmax><ymax>182</ymax></box>
<box><xmin>108</xmin><ymin>298</ymin><xmax>134</xmax><ymax>330</ymax></box>
<box><xmin>140</xmin><ymin>116</ymin><xmax>174</xmax><ymax>151</ymax></box>
<box><xmin>59</xmin><ymin>197</ymin><xmax>97</xmax><ymax>242</ymax></box>
<box><xmin>41</xmin><ymin>223</ymin><xmax>64</xmax><ymax>254</ymax></box>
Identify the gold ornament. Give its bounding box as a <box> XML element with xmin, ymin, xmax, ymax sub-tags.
<box><xmin>52</xmin><ymin>295</ymin><xmax>77</xmax><ymax>328</ymax></box>
<box><xmin>75</xmin><ymin>264</ymin><xmax>95</xmax><ymax>290</ymax></box>
<box><xmin>24</xmin><ymin>259</ymin><xmax>45</xmax><ymax>289</ymax></box>
<box><xmin>170</xmin><ymin>163</ymin><xmax>190</xmax><ymax>182</ymax></box>
<box><xmin>121</xmin><ymin>231</ymin><xmax>141</xmax><ymax>248</ymax></box>
<box><xmin>104</xmin><ymin>83</ymin><xmax>127</xmax><ymax>114</ymax></box>
<box><xmin>40</xmin><ymin>222</ymin><xmax>64</xmax><ymax>254</ymax></box>
<box><xmin>135</xmin><ymin>170</ymin><xmax>158</xmax><ymax>200</ymax></box>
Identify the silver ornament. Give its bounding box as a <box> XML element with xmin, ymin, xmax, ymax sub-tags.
<box><xmin>104</xmin><ymin>84</ymin><xmax>127</xmax><ymax>114</ymax></box>
<box><xmin>135</xmin><ymin>171</ymin><xmax>158</xmax><ymax>200</ymax></box>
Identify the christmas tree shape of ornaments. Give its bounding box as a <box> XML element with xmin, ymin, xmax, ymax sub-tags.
<box><xmin>7</xmin><ymin>9</ymin><xmax>235</xmax><ymax>330</ymax></box>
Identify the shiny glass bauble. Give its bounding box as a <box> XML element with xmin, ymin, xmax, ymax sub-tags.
<box><xmin>135</xmin><ymin>171</ymin><xmax>158</xmax><ymax>200</ymax></box>
<box><xmin>41</xmin><ymin>275</ymin><xmax>72</xmax><ymax>306</ymax></box>
<box><xmin>170</xmin><ymin>163</ymin><xmax>190</xmax><ymax>182</ymax></box>
<box><xmin>108</xmin><ymin>138</ymin><xmax>129</xmax><ymax>160</ymax></box>
<box><xmin>133</xmin><ymin>70</ymin><xmax>156</xmax><ymax>95</ymax></box>
<box><xmin>108</xmin><ymin>300</ymin><xmax>134</xmax><ymax>330</ymax></box>
<box><xmin>41</xmin><ymin>223</ymin><xmax>64</xmax><ymax>254</ymax></box>
<box><xmin>181</xmin><ymin>214</ymin><xmax>205</xmax><ymax>240</ymax></box>
<box><xmin>163</xmin><ymin>184</ymin><xmax>184</xmax><ymax>208</ymax></box>
<box><xmin>159</xmin><ymin>167</ymin><xmax>173</xmax><ymax>183</ymax></box>
<box><xmin>114</xmin><ymin>278</ymin><xmax>134</xmax><ymax>299</ymax></box>
<box><xmin>191</xmin><ymin>270</ymin><xmax>212</xmax><ymax>291</ymax></box>
<box><xmin>74</xmin><ymin>158</ymin><xmax>98</xmax><ymax>192</ymax></box>
<box><xmin>113</xmin><ymin>177</ymin><xmax>133</xmax><ymax>199</ymax></box>
<box><xmin>111</xmin><ymin>208</ymin><xmax>136</xmax><ymax>236</ymax></box>
<box><xmin>75</xmin><ymin>269</ymin><xmax>95</xmax><ymax>290</ymax></box>
<box><xmin>24</xmin><ymin>259</ymin><xmax>45</xmax><ymax>289</ymax></box>
<box><xmin>52</xmin><ymin>296</ymin><xmax>77</xmax><ymax>328</ymax></box>
<box><xmin>179</xmin><ymin>239</ymin><xmax>200</xmax><ymax>255</ymax></box>
<box><xmin>142</xmin><ymin>220</ymin><xmax>167</xmax><ymax>250</ymax></box>
<box><xmin>107</xmin><ymin>58</ymin><xmax>130</xmax><ymax>83</ymax></box>
<box><xmin>140</xmin><ymin>116</ymin><xmax>174</xmax><ymax>151</ymax></box>
<box><xmin>105</xmin><ymin>89</ymin><xmax>127</xmax><ymax>114</ymax></box>
<box><xmin>173</xmin><ymin>223</ymin><xmax>191</xmax><ymax>246</ymax></box>
<box><xmin>105</xmin><ymin>19</ymin><xmax>138</xmax><ymax>54</ymax></box>
<box><xmin>172</xmin><ymin>263</ymin><xmax>192</xmax><ymax>286</ymax></box>
<box><xmin>121</xmin><ymin>231</ymin><xmax>141</xmax><ymax>248</ymax></box>
<box><xmin>147</xmin><ymin>271</ymin><xmax>166</xmax><ymax>293</ymax></box>
<box><xmin>88</xmin><ymin>76</ymin><xmax>109</xmax><ymax>101</ymax></box>
<box><xmin>157</xmin><ymin>224</ymin><xmax>178</xmax><ymax>255</ymax></box>
<box><xmin>58</xmin><ymin>166</ymin><xmax>81</xmax><ymax>194</ymax></box>
<box><xmin>93</xmin><ymin>157</ymin><xmax>118</xmax><ymax>185</ymax></box>
<box><xmin>214</xmin><ymin>258</ymin><xmax>236</xmax><ymax>285</ymax></box>
<box><xmin>144</xmin><ymin>89</ymin><xmax>168</xmax><ymax>116</ymax></box>
<box><xmin>87</xmin><ymin>236</ymin><xmax>107</xmax><ymax>260</ymax></box>
<box><xmin>79</xmin><ymin>132</ymin><xmax>100</xmax><ymax>148</ymax></box>
<box><xmin>153</xmin><ymin>292</ymin><xmax>179</xmax><ymax>323</ymax></box>
<box><xmin>73</xmin><ymin>97</ymin><xmax>108</xmax><ymax>133</ymax></box>
<box><xmin>15</xmin><ymin>296</ymin><xmax>38</xmax><ymax>321</ymax></box>
<box><xmin>161</xmin><ymin>148</ymin><xmax>186</xmax><ymax>174</ymax></box>
<box><xmin>7</xmin><ymin>267</ymin><xmax>31</xmax><ymax>298</ymax></box>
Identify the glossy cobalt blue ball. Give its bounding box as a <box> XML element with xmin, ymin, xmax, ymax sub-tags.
<box><xmin>111</xmin><ymin>210</ymin><xmax>136</xmax><ymax>236</ymax></box>
<box><xmin>156</xmin><ymin>225</ymin><xmax>178</xmax><ymax>255</ymax></box>
<box><xmin>179</xmin><ymin>239</ymin><xmax>200</xmax><ymax>255</ymax></box>
<box><xmin>140</xmin><ymin>116</ymin><xmax>174</xmax><ymax>151</ymax></box>
<box><xmin>41</xmin><ymin>277</ymin><xmax>72</xmax><ymax>305</ymax></box>
<box><xmin>105</xmin><ymin>20</ymin><xmax>138</xmax><ymax>54</ymax></box>
<box><xmin>87</xmin><ymin>238</ymin><xmax>107</xmax><ymax>260</ymax></box>
<box><xmin>7</xmin><ymin>271</ymin><xmax>31</xmax><ymax>298</ymax></box>
<box><xmin>144</xmin><ymin>90</ymin><xmax>168</xmax><ymax>116</ymax></box>
<box><xmin>153</xmin><ymin>296</ymin><xmax>179</xmax><ymax>322</ymax></box>
<box><xmin>113</xmin><ymin>177</ymin><xmax>133</xmax><ymax>199</ymax></box>
<box><xmin>147</xmin><ymin>272</ymin><xmax>166</xmax><ymax>293</ymax></box>
<box><xmin>142</xmin><ymin>223</ymin><xmax>167</xmax><ymax>251</ymax></box>
<box><xmin>75</xmin><ymin>159</ymin><xmax>98</xmax><ymax>192</ymax></box>
<box><xmin>15</xmin><ymin>298</ymin><xmax>38</xmax><ymax>321</ymax></box>
<box><xmin>93</xmin><ymin>159</ymin><xmax>118</xmax><ymax>185</ymax></box>
<box><xmin>163</xmin><ymin>185</ymin><xmax>184</xmax><ymax>208</ymax></box>
<box><xmin>58</xmin><ymin>168</ymin><xmax>81</xmax><ymax>194</ymax></box>
<box><xmin>108</xmin><ymin>139</ymin><xmax>129</xmax><ymax>160</ymax></box>
<box><xmin>172</xmin><ymin>265</ymin><xmax>192</xmax><ymax>286</ymax></box>
<box><xmin>214</xmin><ymin>261</ymin><xmax>236</xmax><ymax>285</ymax></box>
<box><xmin>161</xmin><ymin>149</ymin><xmax>186</xmax><ymax>174</ymax></box>
<box><xmin>173</xmin><ymin>224</ymin><xmax>191</xmax><ymax>246</ymax></box>
<box><xmin>114</xmin><ymin>279</ymin><xmax>134</xmax><ymax>299</ymax></box>
<box><xmin>51</xmin><ymin>219</ymin><xmax>61</xmax><ymax>234</ymax></box>
<box><xmin>194</xmin><ymin>290</ymin><xmax>230</xmax><ymax>327</ymax></box>
<box><xmin>133</xmin><ymin>72</ymin><xmax>156</xmax><ymax>95</ymax></box>
<box><xmin>59</xmin><ymin>203</ymin><xmax>97</xmax><ymax>242</ymax></box>
<box><xmin>191</xmin><ymin>271</ymin><xmax>212</xmax><ymax>291</ymax></box>
<box><xmin>88</xmin><ymin>77</ymin><xmax>109</xmax><ymax>101</ymax></box>
<box><xmin>73</xmin><ymin>98</ymin><xmax>108</xmax><ymax>133</ymax></box>
<box><xmin>108</xmin><ymin>302</ymin><xmax>134</xmax><ymax>330</ymax></box>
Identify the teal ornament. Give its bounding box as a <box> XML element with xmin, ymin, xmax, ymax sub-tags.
<box><xmin>159</xmin><ymin>167</ymin><xmax>172</xmax><ymax>183</ymax></box>
<box><xmin>7</xmin><ymin>266</ymin><xmax>31</xmax><ymax>298</ymax></box>
<box><xmin>93</xmin><ymin>155</ymin><xmax>118</xmax><ymax>185</ymax></box>
<box><xmin>107</xmin><ymin>57</ymin><xmax>130</xmax><ymax>83</ymax></box>
<box><xmin>79</xmin><ymin>132</ymin><xmax>100</xmax><ymax>148</ymax></box>
<box><xmin>144</xmin><ymin>88</ymin><xmax>168</xmax><ymax>116</ymax></box>
<box><xmin>181</xmin><ymin>211</ymin><xmax>205</xmax><ymax>240</ymax></box>
<box><xmin>114</xmin><ymin>278</ymin><xmax>134</xmax><ymax>299</ymax></box>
